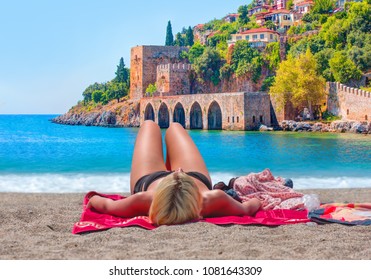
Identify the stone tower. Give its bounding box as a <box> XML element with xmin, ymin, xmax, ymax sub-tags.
<box><xmin>156</xmin><ymin>63</ymin><xmax>192</xmax><ymax>96</ymax></box>
<box><xmin>130</xmin><ymin>46</ymin><xmax>188</xmax><ymax>100</ymax></box>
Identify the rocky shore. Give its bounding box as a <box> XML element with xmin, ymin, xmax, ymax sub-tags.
<box><xmin>266</xmin><ymin>120</ymin><xmax>371</xmax><ymax>134</ymax></box>
<box><xmin>52</xmin><ymin>99</ymin><xmax>140</xmax><ymax>128</ymax></box>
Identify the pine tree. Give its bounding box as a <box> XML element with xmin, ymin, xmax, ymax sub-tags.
<box><xmin>185</xmin><ymin>26</ymin><xmax>194</xmax><ymax>46</ymax></box>
<box><xmin>165</xmin><ymin>21</ymin><xmax>174</xmax><ymax>46</ymax></box>
<box><xmin>115</xmin><ymin>57</ymin><xmax>129</xmax><ymax>83</ymax></box>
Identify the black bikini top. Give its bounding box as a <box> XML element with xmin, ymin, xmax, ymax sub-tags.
<box><xmin>134</xmin><ymin>170</ymin><xmax>212</xmax><ymax>193</ymax></box>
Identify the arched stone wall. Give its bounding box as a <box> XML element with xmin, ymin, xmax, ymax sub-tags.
<box><xmin>190</xmin><ymin>102</ymin><xmax>203</xmax><ymax>129</ymax></box>
<box><xmin>207</xmin><ymin>101</ymin><xmax>222</xmax><ymax>130</ymax></box>
<box><xmin>139</xmin><ymin>92</ymin><xmax>270</xmax><ymax>131</ymax></box>
<box><xmin>144</xmin><ymin>103</ymin><xmax>155</xmax><ymax>121</ymax></box>
<box><xmin>158</xmin><ymin>102</ymin><xmax>170</xmax><ymax>128</ymax></box>
<box><xmin>173</xmin><ymin>102</ymin><xmax>186</xmax><ymax>128</ymax></box>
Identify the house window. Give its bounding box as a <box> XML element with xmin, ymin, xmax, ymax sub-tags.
<box><xmin>260</xmin><ymin>115</ymin><xmax>263</xmax><ymax>122</ymax></box>
<box><xmin>365</xmin><ymin>115</ymin><xmax>368</xmax><ymax>121</ymax></box>
<box><xmin>260</xmin><ymin>34</ymin><xmax>264</xmax><ymax>39</ymax></box>
<box><xmin>253</xmin><ymin>116</ymin><xmax>256</xmax><ymax>123</ymax></box>
<box><xmin>347</xmin><ymin>109</ymin><xmax>349</xmax><ymax>115</ymax></box>
<box><xmin>228</xmin><ymin>116</ymin><xmax>230</xmax><ymax>123</ymax></box>
<box><xmin>245</xmin><ymin>35</ymin><xmax>249</xmax><ymax>40</ymax></box>
<box><xmin>236</xmin><ymin>36</ymin><xmax>242</xmax><ymax>40</ymax></box>
<box><xmin>253</xmin><ymin>34</ymin><xmax>258</xmax><ymax>40</ymax></box>
<box><xmin>237</xmin><ymin>116</ymin><xmax>239</xmax><ymax>123</ymax></box>
<box><xmin>232</xmin><ymin>116</ymin><xmax>235</xmax><ymax>123</ymax></box>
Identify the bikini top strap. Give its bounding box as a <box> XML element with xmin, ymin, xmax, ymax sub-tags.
<box><xmin>186</xmin><ymin>171</ymin><xmax>212</xmax><ymax>190</ymax></box>
<box><xmin>142</xmin><ymin>171</ymin><xmax>172</xmax><ymax>192</ymax></box>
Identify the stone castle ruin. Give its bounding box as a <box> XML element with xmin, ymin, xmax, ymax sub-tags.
<box><xmin>130</xmin><ymin>45</ymin><xmax>271</xmax><ymax>130</ymax></box>
<box><xmin>130</xmin><ymin>45</ymin><xmax>369</xmax><ymax>130</ymax></box>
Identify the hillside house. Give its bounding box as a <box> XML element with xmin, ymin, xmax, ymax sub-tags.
<box><xmin>228</xmin><ymin>27</ymin><xmax>280</xmax><ymax>48</ymax></box>
<box><xmin>294</xmin><ymin>1</ymin><xmax>314</xmax><ymax>14</ymax></box>
<box><xmin>223</xmin><ymin>13</ymin><xmax>239</xmax><ymax>23</ymax></box>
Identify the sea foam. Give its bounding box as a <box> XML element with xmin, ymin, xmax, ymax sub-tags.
<box><xmin>0</xmin><ymin>173</ymin><xmax>370</xmax><ymax>193</ymax></box>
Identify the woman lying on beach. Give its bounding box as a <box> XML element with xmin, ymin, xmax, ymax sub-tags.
<box><xmin>88</xmin><ymin>120</ymin><xmax>261</xmax><ymax>225</ymax></box>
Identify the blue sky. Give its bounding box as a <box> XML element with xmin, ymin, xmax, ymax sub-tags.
<box><xmin>0</xmin><ymin>0</ymin><xmax>249</xmax><ymax>114</ymax></box>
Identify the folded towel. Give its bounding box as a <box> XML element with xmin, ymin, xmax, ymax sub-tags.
<box><xmin>72</xmin><ymin>192</ymin><xmax>310</xmax><ymax>234</ymax></box>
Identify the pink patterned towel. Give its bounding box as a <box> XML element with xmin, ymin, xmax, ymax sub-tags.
<box><xmin>233</xmin><ymin>169</ymin><xmax>304</xmax><ymax>210</ymax></box>
<box><xmin>72</xmin><ymin>192</ymin><xmax>309</xmax><ymax>234</ymax></box>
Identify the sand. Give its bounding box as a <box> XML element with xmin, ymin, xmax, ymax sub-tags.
<box><xmin>0</xmin><ymin>188</ymin><xmax>370</xmax><ymax>260</ymax></box>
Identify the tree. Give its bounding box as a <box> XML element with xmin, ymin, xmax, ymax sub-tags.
<box><xmin>329</xmin><ymin>51</ymin><xmax>362</xmax><ymax>84</ymax></box>
<box><xmin>187</xmin><ymin>42</ymin><xmax>205</xmax><ymax>64</ymax></box>
<box><xmin>193</xmin><ymin>47</ymin><xmax>222</xmax><ymax>85</ymax></box>
<box><xmin>312</xmin><ymin>0</ymin><xmax>336</xmax><ymax>14</ymax></box>
<box><xmin>264</xmin><ymin>42</ymin><xmax>280</xmax><ymax>70</ymax></box>
<box><xmin>165</xmin><ymin>20</ymin><xmax>174</xmax><ymax>46</ymax></box>
<box><xmin>185</xmin><ymin>26</ymin><xmax>194</xmax><ymax>46</ymax></box>
<box><xmin>231</xmin><ymin>40</ymin><xmax>263</xmax><ymax>83</ymax></box>
<box><xmin>115</xmin><ymin>57</ymin><xmax>129</xmax><ymax>83</ymax></box>
<box><xmin>145</xmin><ymin>83</ymin><xmax>157</xmax><ymax>97</ymax></box>
<box><xmin>106</xmin><ymin>82</ymin><xmax>128</xmax><ymax>103</ymax></box>
<box><xmin>82</xmin><ymin>82</ymin><xmax>106</xmax><ymax>103</ymax></box>
<box><xmin>238</xmin><ymin>5</ymin><xmax>250</xmax><ymax>25</ymax></box>
<box><xmin>314</xmin><ymin>48</ymin><xmax>335</xmax><ymax>81</ymax></box>
<box><xmin>92</xmin><ymin>90</ymin><xmax>104</xmax><ymax>104</ymax></box>
<box><xmin>269</xmin><ymin>50</ymin><xmax>326</xmax><ymax>120</ymax></box>
<box><xmin>174</xmin><ymin>32</ymin><xmax>185</xmax><ymax>46</ymax></box>
<box><xmin>264</xmin><ymin>20</ymin><xmax>276</xmax><ymax>30</ymax></box>
<box><xmin>286</xmin><ymin>0</ymin><xmax>294</xmax><ymax>10</ymax></box>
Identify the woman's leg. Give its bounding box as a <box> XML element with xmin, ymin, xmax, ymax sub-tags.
<box><xmin>165</xmin><ymin>122</ymin><xmax>211</xmax><ymax>189</ymax></box>
<box><xmin>130</xmin><ymin>120</ymin><xmax>167</xmax><ymax>193</ymax></box>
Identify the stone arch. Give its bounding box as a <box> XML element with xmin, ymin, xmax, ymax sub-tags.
<box><xmin>144</xmin><ymin>103</ymin><xmax>155</xmax><ymax>121</ymax></box>
<box><xmin>207</xmin><ymin>101</ymin><xmax>222</xmax><ymax>130</ymax></box>
<box><xmin>173</xmin><ymin>102</ymin><xmax>185</xmax><ymax>128</ymax></box>
<box><xmin>190</xmin><ymin>102</ymin><xmax>203</xmax><ymax>129</ymax></box>
<box><xmin>158</xmin><ymin>102</ymin><xmax>170</xmax><ymax>128</ymax></box>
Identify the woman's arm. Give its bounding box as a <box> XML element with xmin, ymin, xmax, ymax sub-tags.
<box><xmin>87</xmin><ymin>192</ymin><xmax>153</xmax><ymax>218</ymax></box>
<box><xmin>200</xmin><ymin>190</ymin><xmax>261</xmax><ymax>218</ymax></box>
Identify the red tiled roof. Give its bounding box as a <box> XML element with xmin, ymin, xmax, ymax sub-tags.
<box><xmin>296</xmin><ymin>1</ymin><xmax>314</xmax><ymax>6</ymax></box>
<box><xmin>239</xmin><ymin>27</ymin><xmax>279</xmax><ymax>35</ymax></box>
<box><xmin>225</xmin><ymin>13</ymin><xmax>239</xmax><ymax>17</ymax></box>
<box><xmin>267</xmin><ymin>9</ymin><xmax>291</xmax><ymax>14</ymax></box>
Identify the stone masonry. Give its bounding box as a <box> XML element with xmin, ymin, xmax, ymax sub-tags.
<box><xmin>157</xmin><ymin>63</ymin><xmax>192</xmax><ymax>96</ymax></box>
<box><xmin>327</xmin><ymin>82</ymin><xmax>371</xmax><ymax>122</ymax></box>
<box><xmin>140</xmin><ymin>92</ymin><xmax>271</xmax><ymax>131</ymax></box>
<box><xmin>130</xmin><ymin>46</ymin><xmax>188</xmax><ymax>100</ymax></box>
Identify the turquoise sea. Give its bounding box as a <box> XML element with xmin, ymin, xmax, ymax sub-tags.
<box><xmin>0</xmin><ymin>115</ymin><xmax>370</xmax><ymax>193</ymax></box>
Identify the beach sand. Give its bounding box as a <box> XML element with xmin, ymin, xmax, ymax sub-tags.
<box><xmin>0</xmin><ymin>188</ymin><xmax>370</xmax><ymax>260</ymax></box>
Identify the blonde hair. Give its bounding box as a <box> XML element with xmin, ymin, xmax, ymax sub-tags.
<box><xmin>149</xmin><ymin>172</ymin><xmax>202</xmax><ymax>225</ymax></box>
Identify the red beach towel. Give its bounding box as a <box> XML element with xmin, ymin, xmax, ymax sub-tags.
<box><xmin>72</xmin><ymin>192</ymin><xmax>310</xmax><ymax>234</ymax></box>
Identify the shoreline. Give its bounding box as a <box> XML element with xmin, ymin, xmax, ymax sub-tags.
<box><xmin>1</xmin><ymin>188</ymin><xmax>370</xmax><ymax>260</ymax></box>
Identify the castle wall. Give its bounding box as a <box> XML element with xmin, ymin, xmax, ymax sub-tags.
<box><xmin>140</xmin><ymin>92</ymin><xmax>271</xmax><ymax>130</ymax></box>
<box><xmin>130</xmin><ymin>46</ymin><xmax>188</xmax><ymax>100</ymax></box>
<box><xmin>244</xmin><ymin>93</ymin><xmax>272</xmax><ymax>130</ymax></box>
<box><xmin>327</xmin><ymin>82</ymin><xmax>371</xmax><ymax>122</ymax></box>
<box><xmin>157</xmin><ymin>63</ymin><xmax>191</xmax><ymax>95</ymax></box>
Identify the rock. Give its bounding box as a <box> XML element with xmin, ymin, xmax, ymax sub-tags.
<box><xmin>259</xmin><ymin>125</ymin><xmax>269</xmax><ymax>131</ymax></box>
